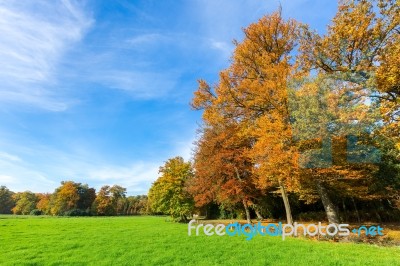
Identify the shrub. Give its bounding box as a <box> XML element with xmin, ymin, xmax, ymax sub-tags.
<box><xmin>64</xmin><ymin>209</ymin><xmax>90</xmax><ymax>216</ymax></box>
<box><xmin>30</xmin><ymin>209</ymin><xmax>42</xmax><ymax>216</ymax></box>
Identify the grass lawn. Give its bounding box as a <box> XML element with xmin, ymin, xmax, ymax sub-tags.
<box><xmin>0</xmin><ymin>215</ymin><xmax>399</xmax><ymax>265</ymax></box>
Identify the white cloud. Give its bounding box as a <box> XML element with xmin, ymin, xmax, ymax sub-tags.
<box><xmin>210</xmin><ymin>39</ymin><xmax>233</xmax><ymax>58</ymax></box>
<box><xmin>0</xmin><ymin>149</ymin><xmax>161</xmax><ymax>195</ymax></box>
<box><xmin>91</xmin><ymin>70</ymin><xmax>180</xmax><ymax>98</ymax></box>
<box><xmin>126</xmin><ymin>33</ymin><xmax>166</xmax><ymax>46</ymax></box>
<box><xmin>0</xmin><ymin>162</ymin><xmax>57</xmax><ymax>192</ymax></box>
<box><xmin>0</xmin><ymin>0</ymin><xmax>92</xmax><ymax>110</ymax></box>
<box><xmin>0</xmin><ymin>136</ymin><xmax>197</xmax><ymax>195</ymax></box>
<box><xmin>0</xmin><ymin>151</ymin><xmax>21</xmax><ymax>162</ymax></box>
<box><xmin>0</xmin><ymin>175</ymin><xmax>17</xmax><ymax>184</ymax></box>
<box><xmin>85</xmin><ymin>162</ymin><xmax>161</xmax><ymax>194</ymax></box>
<box><xmin>87</xmin><ymin>162</ymin><xmax>159</xmax><ymax>182</ymax></box>
<box><xmin>0</xmin><ymin>134</ymin><xmax>197</xmax><ymax>195</ymax></box>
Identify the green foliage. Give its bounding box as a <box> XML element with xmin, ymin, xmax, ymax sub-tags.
<box><xmin>148</xmin><ymin>157</ymin><xmax>194</xmax><ymax>222</ymax></box>
<box><xmin>93</xmin><ymin>184</ymin><xmax>127</xmax><ymax>216</ymax></box>
<box><xmin>370</xmin><ymin>138</ymin><xmax>400</xmax><ymax>208</ymax></box>
<box><xmin>30</xmin><ymin>209</ymin><xmax>42</xmax><ymax>216</ymax></box>
<box><xmin>12</xmin><ymin>191</ymin><xmax>38</xmax><ymax>215</ymax></box>
<box><xmin>0</xmin><ymin>186</ymin><xmax>15</xmax><ymax>214</ymax></box>
<box><xmin>50</xmin><ymin>181</ymin><xmax>96</xmax><ymax>216</ymax></box>
<box><xmin>64</xmin><ymin>209</ymin><xmax>90</xmax><ymax>216</ymax></box>
<box><xmin>77</xmin><ymin>185</ymin><xmax>96</xmax><ymax>211</ymax></box>
<box><xmin>123</xmin><ymin>195</ymin><xmax>149</xmax><ymax>215</ymax></box>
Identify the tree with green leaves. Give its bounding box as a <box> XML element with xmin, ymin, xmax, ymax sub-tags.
<box><xmin>0</xmin><ymin>186</ymin><xmax>15</xmax><ymax>214</ymax></box>
<box><xmin>12</xmin><ymin>191</ymin><xmax>38</xmax><ymax>215</ymax></box>
<box><xmin>148</xmin><ymin>157</ymin><xmax>194</xmax><ymax>222</ymax></box>
<box><xmin>92</xmin><ymin>184</ymin><xmax>126</xmax><ymax>216</ymax></box>
<box><xmin>50</xmin><ymin>181</ymin><xmax>96</xmax><ymax>215</ymax></box>
<box><xmin>296</xmin><ymin>0</ymin><xmax>399</xmax><ymax>222</ymax></box>
<box><xmin>124</xmin><ymin>195</ymin><xmax>149</xmax><ymax>215</ymax></box>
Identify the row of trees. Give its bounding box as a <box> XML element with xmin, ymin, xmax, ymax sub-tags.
<box><xmin>0</xmin><ymin>183</ymin><xmax>148</xmax><ymax>216</ymax></box>
<box><xmin>149</xmin><ymin>0</ymin><xmax>399</xmax><ymax>223</ymax></box>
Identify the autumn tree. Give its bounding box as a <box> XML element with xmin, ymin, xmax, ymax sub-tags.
<box><xmin>51</xmin><ymin>181</ymin><xmax>96</xmax><ymax>215</ymax></box>
<box><xmin>191</xmin><ymin>11</ymin><xmax>301</xmax><ymax>223</ymax></box>
<box><xmin>296</xmin><ymin>0</ymin><xmax>399</xmax><ymax>221</ymax></box>
<box><xmin>0</xmin><ymin>186</ymin><xmax>14</xmax><ymax>214</ymax></box>
<box><xmin>93</xmin><ymin>185</ymin><xmax>113</xmax><ymax>215</ymax></box>
<box><xmin>288</xmin><ymin>75</ymin><xmax>384</xmax><ymax>223</ymax></box>
<box><xmin>36</xmin><ymin>193</ymin><xmax>52</xmax><ymax>215</ymax></box>
<box><xmin>124</xmin><ymin>195</ymin><xmax>149</xmax><ymax>215</ymax></box>
<box><xmin>187</xmin><ymin>122</ymin><xmax>264</xmax><ymax>223</ymax></box>
<box><xmin>77</xmin><ymin>184</ymin><xmax>96</xmax><ymax>212</ymax></box>
<box><xmin>148</xmin><ymin>157</ymin><xmax>194</xmax><ymax>222</ymax></box>
<box><xmin>92</xmin><ymin>185</ymin><xmax>126</xmax><ymax>216</ymax></box>
<box><xmin>51</xmin><ymin>181</ymin><xmax>79</xmax><ymax>215</ymax></box>
<box><xmin>12</xmin><ymin>191</ymin><xmax>38</xmax><ymax>215</ymax></box>
<box><xmin>298</xmin><ymin>0</ymin><xmax>399</xmax><ymax>141</ymax></box>
<box><xmin>110</xmin><ymin>185</ymin><xmax>127</xmax><ymax>215</ymax></box>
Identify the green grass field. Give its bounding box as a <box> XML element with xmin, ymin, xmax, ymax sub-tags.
<box><xmin>0</xmin><ymin>216</ymin><xmax>399</xmax><ymax>265</ymax></box>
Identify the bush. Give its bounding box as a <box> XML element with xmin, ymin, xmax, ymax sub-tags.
<box><xmin>64</xmin><ymin>209</ymin><xmax>90</xmax><ymax>216</ymax></box>
<box><xmin>30</xmin><ymin>209</ymin><xmax>42</xmax><ymax>216</ymax></box>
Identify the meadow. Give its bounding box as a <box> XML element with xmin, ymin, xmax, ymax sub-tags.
<box><xmin>0</xmin><ymin>215</ymin><xmax>399</xmax><ymax>266</ymax></box>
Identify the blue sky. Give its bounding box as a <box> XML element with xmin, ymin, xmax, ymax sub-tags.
<box><xmin>0</xmin><ymin>0</ymin><xmax>337</xmax><ymax>195</ymax></box>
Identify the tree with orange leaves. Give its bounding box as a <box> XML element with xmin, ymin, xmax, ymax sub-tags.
<box><xmin>188</xmin><ymin>121</ymin><xmax>264</xmax><ymax>223</ymax></box>
<box><xmin>50</xmin><ymin>181</ymin><xmax>96</xmax><ymax>215</ymax></box>
<box><xmin>191</xmin><ymin>0</ymin><xmax>399</xmax><ymax>224</ymax></box>
<box><xmin>191</xmin><ymin>11</ymin><xmax>301</xmax><ymax>223</ymax></box>
<box><xmin>51</xmin><ymin>181</ymin><xmax>80</xmax><ymax>215</ymax></box>
<box><xmin>36</xmin><ymin>193</ymin><xmax>51</xmax><ymax>215</ymax></box>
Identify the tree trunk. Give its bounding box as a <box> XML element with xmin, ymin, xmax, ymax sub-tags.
<box><xmin>180</xmin><ymin>214</ymin><xmax>188</xmax><ymax>223</ymax></box>
<box><xmin>279</xmin><ymin>180</ymin><xmax>293</xmax><ymax>225</ymax></box>
<box><xmin>234</xmin><ymin>167</ymin><xmax>252</xmax><ymax>224</ymax></box>
<box><xmin>254</xmin><ymin>208</ymin><xmax>263</xmax><ymax>221</ymax></box>
<box><xmin>374</xmin><ymin>207</ymin><xmax>382</xmax><ymax>222</ymax></box>
<box><xmin>242</xmin><ymin>199</ymin><xmax>251</xmax><ymax>224</ymax></box>
<box><xmin>351</xmin><ymin>197</ymin><xmax>361</xmax><ymax>223</ymax></box>
<box><xmin>376</xmin><ymin>200</ymin><xmax>383</xmax><ymax>222</ymax></box>
<box><xmin>316</xmin><ymin>180</ymin><xmax>340</xmax><ymax>224</ymax></box>
<box><xmin>342</xmin><ymin>199</ymin><xmax>348</xmax><ymax>222</ymax></box>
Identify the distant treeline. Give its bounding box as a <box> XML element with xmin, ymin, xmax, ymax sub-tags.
<box><xmin>0</xmin><ymin>183</ymin><xmax>148</xmax><ymax>216</ymax></box>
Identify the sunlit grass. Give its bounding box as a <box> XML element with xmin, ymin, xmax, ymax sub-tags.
<box><xmin>0</xmin><ymin>215</ymin><xmax>399</xmax><ymax>265</ymax></box>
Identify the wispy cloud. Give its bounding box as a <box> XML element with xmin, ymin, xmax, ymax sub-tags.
<box><xmin>90</xmin><ymin>70</ymin><xmax>180</xmax><ymax>98</ymax></box>
<box><xmin>0</xmin><ymin>0</ymin><xmax>337</xmax><ymax>197</ymax></box>
<box><xmin>209</xmin><ymin>39</ymin><xmax>233</xmax><ymax>59</ymax></box>
<box><xmin>0</xmin><ymin>146</ymin><xmax>161</xmax><ymax>195</ymax></box>
<box><xmin>0</xmin><ymin>175</ymin><xmax>17</xmax><ymax>184</ymax></box>
<box><xmin>0</xmin><ymin>157</ymin><xmax>57</xmax><ymax>192</ymax></box>
<box><xmin>126</xmin><ymin>33</ymin><xmax>167</xmax><ymax>46</ymax></box>
<box><xmin>0</xmin><ymin>0</ymin><xmax>92</xmax><ymax>111</ymax></box>
<box><xmin>0</xmin><ymin>151</ymin><xmax>21</xmax><ymax>162</ymax></box>
<box><xmin>0</xmin><ymin>133</ymin><xmax>195</xmax><ymax>195</ymax></box>
<box><xmin>86</xmin><ymin>162</ymin><xmax>160</xmax><ymax>194</ymax></box>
